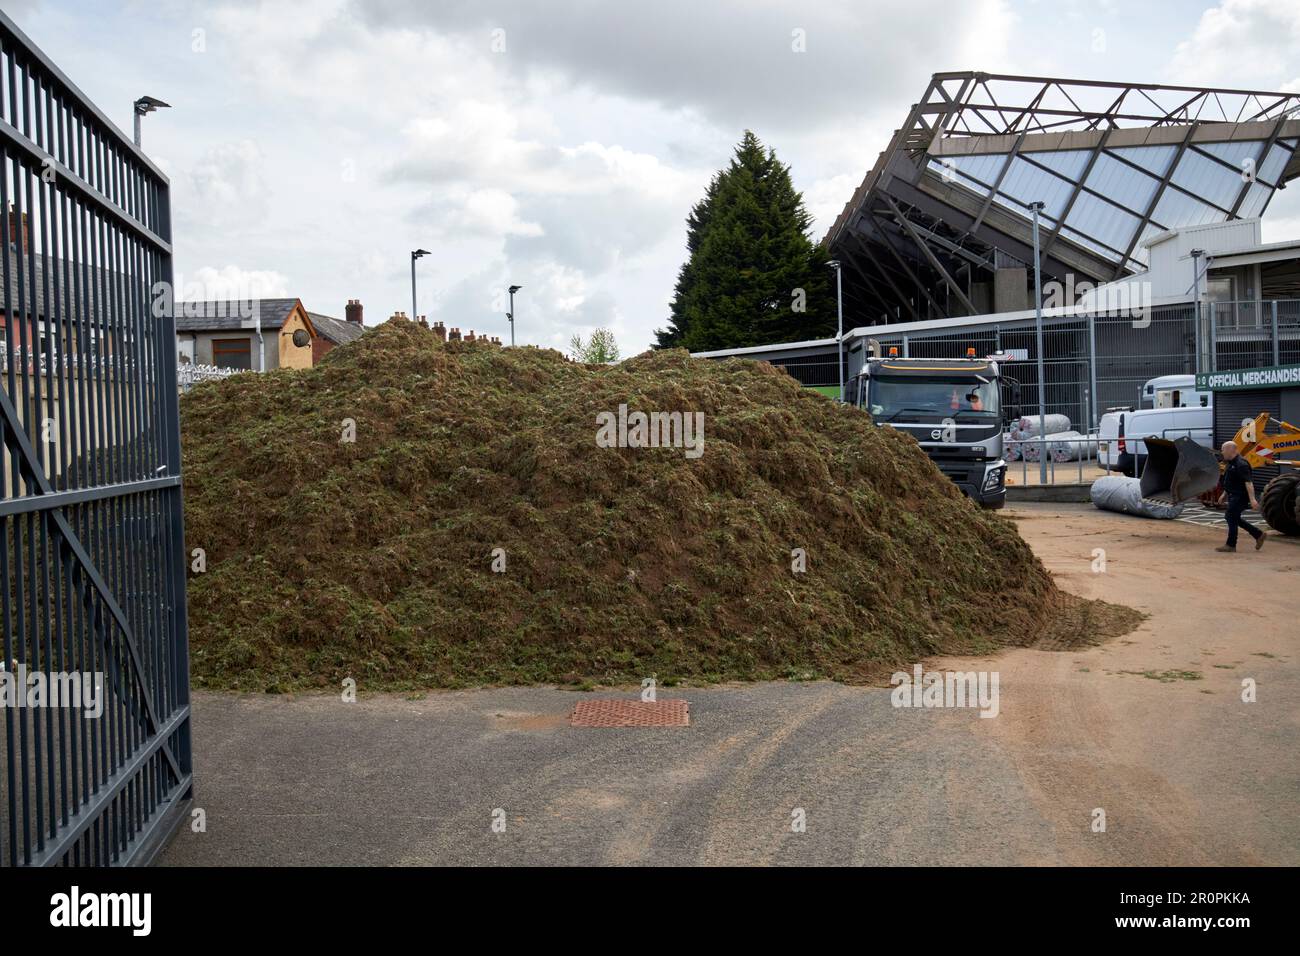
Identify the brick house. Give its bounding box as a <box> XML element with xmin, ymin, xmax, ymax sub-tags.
<box><xmin>175</xmin><ymin>298</ymin><xmax>366</xmax><ymax>371</ymax></box>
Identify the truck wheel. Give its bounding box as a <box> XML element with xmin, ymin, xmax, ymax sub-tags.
<box><xmin>1260</xmin><ymin>473</ymin><xmax>1300</xmax><ymax>536</ymax></box>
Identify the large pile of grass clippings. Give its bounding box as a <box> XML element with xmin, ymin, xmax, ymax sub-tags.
<box><xmin>180</xmin><ymin>319</ymin><xmax>1141</xmax><ymax>691</ymax></box>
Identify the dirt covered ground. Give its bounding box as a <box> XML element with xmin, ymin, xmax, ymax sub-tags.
<box><xmin>161</xmin><ymin>504</ymin><xmax>1298</xmax><ymax>866</ymax></box>
<box><xmin>933</xmin><ymin>503</ymin><xmax>1299</xmax><ymax>865</ymax></box>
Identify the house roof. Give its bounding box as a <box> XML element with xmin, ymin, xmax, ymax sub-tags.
<box><xmin>307</xmin><ymin>311</ymin><xmax>366</xmax><ymax>346</ymax></box>
<box><xmin>0</xmin><ymin>253</ymin><xmax>308</xmax><ymax>338</ymax></box>
<box><xmin>3</xmin><ymin>243</ymin><xmax>119</xmax><ymax>325</ymax></box>
<box><xmin>4</xmin><ymin>261</ymin><xmax>369</xmax><ymax>349</ymax></box>
<box><xmin>174</xmin><ymin>298</ymin><xmax>301</xmax><ymax>333</ymax></box>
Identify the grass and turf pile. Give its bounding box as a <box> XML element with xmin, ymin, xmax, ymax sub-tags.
<box><xmin>181</xmin><ymin>319</ymin><xmax>1141</xmax><ymax>691</ymax></box>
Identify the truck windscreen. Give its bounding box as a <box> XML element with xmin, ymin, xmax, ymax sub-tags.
<box><xmin>867</xmin><ymin>375</ymin><xmax>999</xmax><ymax>422</ymax></box>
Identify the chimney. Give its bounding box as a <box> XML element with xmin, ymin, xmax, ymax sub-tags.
<box><xmin>448</xmin><ymin>327</ymin><xmax>461</xmax><ymax>342</ymax></box>
<box><xmin>464</xmin><ymin>330</ymin><xmax>476</xmax><ymax>343</ymax></box>
<box><xmin>390</xmin><ymin>311</ymin><xmax>406</xmax><ymax>322</ymax></box>
<box><xmin>345</xmin><ymin>299</ymin><xmax>363</xmax><ymax>325</ymax></box>
<box><xmin>6</xmin><ymin>205</ymin><xmax>29</xmax><ymax>253</ymax></box>
<box><xmin>432</xmin><ymin>321</ymin><xmax>446</xmax><ymax>342</ymax></box>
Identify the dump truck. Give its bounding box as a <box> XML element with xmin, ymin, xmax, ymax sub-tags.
<box><xmin>1141</xmin><ymin>412</ymin><xmax>1300</xmax><ymax>535</ymax></box>
<box><xmin>850</xmin><ymin>351</ymin><xmax>1016</xmax><ymax>509</ymax></box>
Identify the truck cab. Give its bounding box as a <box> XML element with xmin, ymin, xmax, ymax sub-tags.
<box><xmin>851</xmin><ymin>355</ymin><xmax>1009</xmax><ymax>508</ymax></box>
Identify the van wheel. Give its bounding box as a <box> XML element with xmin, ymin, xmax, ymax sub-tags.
<box><xmin>1260</xmin><ymin>473</ymin><xmax>1300</xmax><ymax>536</ymax></box>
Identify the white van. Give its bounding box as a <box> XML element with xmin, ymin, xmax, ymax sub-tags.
<box><xmin>1098</xmin><ymin>405</ymin><xmax>1213</xmax><ymax>477</ymax></box>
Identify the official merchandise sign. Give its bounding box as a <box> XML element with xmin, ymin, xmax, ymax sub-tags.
<box><xmin>1196</xmin><ymin>363</ymin><xmax>1300</xmax><ymax>392</ymax></box>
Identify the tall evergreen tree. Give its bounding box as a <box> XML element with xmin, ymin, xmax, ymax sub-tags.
<box><xmin>655</xmin><ymin>131</ymin><xmax>835</xmax><ymax>351</ymax></box>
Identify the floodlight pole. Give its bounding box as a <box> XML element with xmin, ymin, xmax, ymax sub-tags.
<box><xmin>507</xmin><ymin>285</ymin><xmax>521</xmax><ymax>346</ymax></box>
<box><xmin>1030</xmin><ymin>201</ymin><xmax>1047</xmax><ymax>484</ymax></box>
<box><xmin>411</xmin><ymin>249</ymin><xmax>430</xmax><ymax>321</ymax></box>
<box><xmin>132</xmin><ymin>95</ymin><xmax>171</xmax><ymax>148</ymax></box>
<box><xmin>1190</xmin><ymin>248</ymin><xmax>1207</xmax><ymax>372</ymax></box>
<box><xmin>827</xmin><ymin>260</ymin><xmax>844</xmax><ymax>401</ymax></box>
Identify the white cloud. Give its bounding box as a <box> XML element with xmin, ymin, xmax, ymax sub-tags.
<box><xmin>354</xmin><ymin>0</ymin><xmax>1017</xmax><ymax>133</ymax></box>
<box><xmin>178</xmin><ymin>140</ymin><xmax>269</xmax><ymax>230</ymax></box>
<box><xmin>1166</xmin><ymin>0</ymin><xmax>1300</xmax><ymax>90</ymax></box>
<box><xmin>422</xmin><ymin>188</ymin><xmax>544</xmax><ymax>239</ymax></box>
<box><xmin>535</xmin><ymin>261</ymin><xmax>588</xmax><ymax>313</ymax></box>
<box><xmin>176</xmin><ymin>265</ymin><xmax>291</xmax><ymax>302</ymax></box>
<box><xmin>804</xmin><ymin>172</ymin><xmax>864</xmax><ymax>239</ymax></box>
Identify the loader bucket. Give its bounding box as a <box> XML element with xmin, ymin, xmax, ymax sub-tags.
<box><xmin>1140</xmin><ymin>436</ymin><xmax>1221</xmax><ymax>503</ymax></box>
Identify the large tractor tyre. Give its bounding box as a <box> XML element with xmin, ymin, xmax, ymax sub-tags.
<box><xmin>1260</xmin><ymin>473</ymin><xmax>1300</xmax><ymax>536</ymax></box>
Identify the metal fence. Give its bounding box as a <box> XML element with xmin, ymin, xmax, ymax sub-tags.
<box><xmin>1005</xmin><ymin>434</ymin><xmax>1105</xmax><ymax>486</ymax></box>
<box><xmin>1211</xmin><ymin>299</ymin><xmax>1300</xmax><ymax>370</ymax></box>
<box><xmin>870</xmin><ymin>307</ymin><xmax>1205</xmax><ymax>431</ymax></box>
<box><xmin>771</xmin><ymin>360</ymin><xmax>840</xmax><ymax>388</ymax></box>
<box><xmin>778</xmin><ymin>298</ymin><xmax>1299</xmax><ymax>434</ymax></box>
<box><xmin>0</xmin><ymin>12</ymin><xmax>192</xmax><ymax>866</ymax></box>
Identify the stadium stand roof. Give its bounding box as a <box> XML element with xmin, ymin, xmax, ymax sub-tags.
<box><xmin>826</xmin><ymin>72</ymin><xmax>1300</xmax><ymax>325</ymax></box>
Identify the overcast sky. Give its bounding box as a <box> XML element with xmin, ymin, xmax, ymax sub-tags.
<box><xmin>8</xmin><ymin>0</ymin><xmax>1300</xmax><ymax>353</ymax></box>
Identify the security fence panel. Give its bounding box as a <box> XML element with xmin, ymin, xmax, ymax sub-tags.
<box><xmin>714</xmin><ymin>292</ymin><xmax>1300</xmax><ymax>442</ymax></box>
<box><xmin>1095</xmin><ymin>306</ymin><xmax>1197</xmax><ymax>413</ymax></box>
<box><xmin>1213</xmin><ymin>300</ymin><xmax>1286</xmax><ymax>371</ymax></box>
<box><xmin>771</xmin><ymin>360</ymin><xmax>840</xmax><ymax>388</ymax></box>
<box><xmin>1279</xmin><ymin>300</ymin><xmax>1300</xmax><ymax>366</ymax></box>
<box><xmin>0</xmin><ymin>11</ymin><xmax>192</xmax><ymax>867</ymax></box>
<box><xmin>996</xmin><ymin>319</ymin><xmax>1091</xmax><ymax>430</ymax></box>
<box><xmin>903</xmin><ymin>328</ymin><xmax>1001</xmax><ymax>360</ymax></box>
<box><xmin>733</xmin><ymin>297</ymin><xmax>1300</xmax><ymax>427</ymax></box>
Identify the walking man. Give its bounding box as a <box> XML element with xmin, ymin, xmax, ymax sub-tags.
<box><xmin>1217</xmin><ymin>441</ymin><xmax>1265</xmax><ymax>553</ymax></box>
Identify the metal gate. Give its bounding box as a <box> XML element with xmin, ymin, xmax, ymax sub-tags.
<box><xmin>0</xmin><ymin>12</ymin><xmax>192</xmax><ymax>865</ymax></box>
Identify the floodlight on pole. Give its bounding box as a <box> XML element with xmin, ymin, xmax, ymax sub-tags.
<box><xmin>507</xmin><ymin>285</ymin><xmax>522</xmax><ymax>346</ymax></box>
<box><xmin>1029</xmin><ymin>201</ymin><xmax>1048</xmax><ymax>484</ymax></box>
<box><xmin>826</xmin><ymin>260</ymin><xmax>844</xmax><ymax>401</ymax></box>
<box><xmin>1190</xmin><ymin>248</ymin><xmax>1207</xmax><ymax>372</ymax></box>
<box><xmin>411</xmin><ymin>249</ymin><xmax>430</xmax><ymax>321</ymax></box>
<box><xmin>132</xmin><ymin>95</ymin><xmax>170</xmax><ymax>148</ymax></box>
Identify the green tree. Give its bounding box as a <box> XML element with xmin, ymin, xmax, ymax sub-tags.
<box><xmin>569</xmin><ymin>328</ymin><xmax>620</xmax><ymax>363</ymax></box>
<box><xmin>655</xmin><ymin>130</ymin><xmax>835</xmax><ymax>351</ymax></box>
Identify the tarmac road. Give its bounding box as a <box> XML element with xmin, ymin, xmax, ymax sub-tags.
<box><xmin>161</xmin><ymin>504</ymin><xmax>1299</xmax><ymax>866</ymax></box>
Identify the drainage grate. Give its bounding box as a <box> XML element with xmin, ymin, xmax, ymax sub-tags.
<box><xmin>570</xmin><ymin>699</ymin><xmax>690</xmax><ymax>727</ymax></box>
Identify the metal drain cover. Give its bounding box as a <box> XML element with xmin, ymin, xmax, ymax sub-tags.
<box><xmin>570</xmin><ymin>699</ymin><xmax>690</xmax><ymax>727</ymax></box>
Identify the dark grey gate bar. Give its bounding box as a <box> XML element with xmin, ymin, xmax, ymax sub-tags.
<box><xmin>0</xmin><ymin>8</ymin><xmax>192</xmax><ymax>867</ymax></box>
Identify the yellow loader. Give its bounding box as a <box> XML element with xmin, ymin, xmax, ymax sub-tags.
<box><xmin>1142</xmin><ymin>413</ymin><xmax>1300</xmax><ymax>535</ymax></box>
